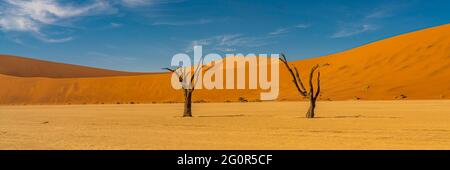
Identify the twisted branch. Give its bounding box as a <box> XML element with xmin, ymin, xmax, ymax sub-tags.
<box><xmin>279</xmin><ymin>53</ymin><xmax>307</xmax><ymax>96</ymax></box>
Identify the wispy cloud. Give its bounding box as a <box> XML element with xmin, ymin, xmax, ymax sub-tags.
<box><xmin>365</xmin><ymin>9</ymin><xmax>392</xmax><ymax>19</ymax></box>
<box><xmin>110</xmin><ymin>22</ymin><xmax>123</xmax><ymax>28</ymax></box>
<box><xmin>269</xmin><ymin>28</ymin><xmax>290</xmax><ymax>35</ymax></box>
<box><xmin>331</xmin><ymin>2</ymin><xmax>408</xmax><ymax>38</ymax></box>
<box><xmin>120</xmin><ymin>0</ymin><xmax>185</xmax><ymax>7</ymax></box>
<box><xmin>185</xmin><ymin>34</ymin><xmax>270</xmax><ymax>53</ymax></box>
<box><xmin>152</xmin><ymin>18</ymin><xmax>212</xmax><ymax>26</ymax></box>
<box><xmin>120</xmin><ymin>0</ymin><xmax>153</xmax><ymax>7</ymax></box>
<box><xmin>364</xmin><ymin>2</ymin><xmax>410</xmax><ymax>19</ymax></box>
<box><xmin>295</xmin><ymin>24</ymin><xmax>311</xmax><ymax>29</ymax></box>
<box><xmin>214</xmin><ymin>47</ymin><xmax>236</xmax><ymax>52</ymax></box>
<box><xmin>216</xmin><ymin>34</ymin><xmax>244</xmax><ymax>46</ymax></box>
<box><xmin>36</xmin><ymin>34</ymin><xmax>74</xmax><ymax>43</ymax></box>
<box><xmin>269</xmin><ymin>23</ymin><xmax>311</xmax><ymax>36</ymax></box>
<box><xmin>0</xmin><ymin>0</ymin><xmax>112</xmax><ymax>43</ymax></box>
<box><xmin>190</xmin><ymin>39</ymin><xmax>212</xmax><ymax>47</ymax></box>
<box><xmin>331</xmin><ymin>24</ymin><xmax>378</xmax><ymax>38</ymax></box>
<box><xmin>185</xmin><ymin>23</ymin><xmax>311</xmax><ymax>53</ymax></box>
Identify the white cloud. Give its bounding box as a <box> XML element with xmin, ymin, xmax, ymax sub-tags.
<box><xmin>269</xmin><ymin>28</ymin><xmax>290</xmax><ymax>35</ymax></box>
<box><xmin>185</xmin><ymin>33</ymin><xmax>275</xmax><ymax>53</ymax></box>
<box><xmin>331</xmin><ymin>3</ymin><xmax>406</xmax><ymax>39</ymax></box>
<box><xmin>331</xmin><ymin>24</ymin><xmax>378</xmax><ymax>38</ymax></box>
<box><xmin>217</xmin><ymin>34</ymin><xmax>244</xmax><ymax>46</ymax></box>
<box><xmin>214</xmin><ymin>47</ymin><xmax>236</xmax><ymax>52</ymax></box>
<box><xmin>0</xmin><ymin>0</ymin><xmax>187</xmax><ymax>43</ymax></box>
<box><xmin>366</xmin><ymin>10</ymin><xmax>391</xmax><ymax>19</ymax></box>
<box><xmin>35</xmin><ymin>33</ymin><xmax>74</xmax><ymax>43</ymax></box>
<box><xmin>191</xmin><ymin>39</ymin><xmax>211</xmax><ymax>46</ymax></box>
<box><xmin>121</xmin><ymin>0</ymin><xmax>153</xmax><ymax>7</ymax></box>
<box><xmin>5</xmin><ymin>0</ymin><xmax>110</xmax><ymax>24</ymax></box>
<box><xmin>295</xmin><ymin>24</ymin><xmax>311</xmax><ymax>29</ymax></box>
<box><xmin>0</xmin><ymin>0</ymin><xmax>111</xmax><ymax>42</ymax></box>
<box><xmin>152</xmin><ymin>19</ymin><xmax>212</xmax><ymax>26</ymax></box>
<box><xmin>120</xmin><ymin>0</ymin><xmax>185</xmax><ymax>8</ymax></box>
<box><xmin>185</xmin><ymin>23</ymin><xmax>313</xmax><ymax>53</ymax></box>
<box><xmin>365</xmin><ymin>2</ymin><xmax>407</xmax><ymax>20</ymax></box>
<box><xmin>0</xmin><ymin>16</ymin><xmax>39</xmax><ymax>32</ymax></box>
<box><xmin>269</xmin><ymin>24</ymin><xmax>310</xmax><ymax>36</ymax></box>
<box><xmin>110</xmin><ymin>22</ymin><xmax>122</xmax><ymax>28</ymax></box>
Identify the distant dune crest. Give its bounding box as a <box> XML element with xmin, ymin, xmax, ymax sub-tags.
<box><xmin>0</xmin><ymin>55</ymin><xmax>147</xmax><ymax>78</ymax></box>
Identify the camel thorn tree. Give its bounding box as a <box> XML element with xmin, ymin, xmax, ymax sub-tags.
<box><xmin>279</xmin><ymin>53</ymin><xmax>325</xmax><ymax>118</ymax></box>
<box><xmin>163</xmin><ymin>59</ymin><xmax>212</xmax><ymax>117</ymax></box>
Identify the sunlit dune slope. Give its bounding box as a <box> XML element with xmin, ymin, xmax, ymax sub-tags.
<box><xmin>0</xmin><ymin>55</ymin><xmax>147</xmax><ymax>78</ymax></box>
<box><xmin>0</xmin><ymin>24</ymin><xmax>449</xmax><ymax>104</ymax></box>
<box><xmin>285</xmin><ymin>24</ymin><xmax>450</xmax><ymax>100</ymax></box>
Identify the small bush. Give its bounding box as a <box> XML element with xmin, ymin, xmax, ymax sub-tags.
<box><xmin>194</xmin><ymin>100</ymin><xmax>207</xmax><ymax>103</ymax></box>
<box><xmin>238</xmin><ymin>97</ymin><xmax>248</xmax><ymax>102</ymax></box>
<box><xmin>394</xmin><ymin>94</ymin><xmax>407</xmax><ymax>99</ymax></box>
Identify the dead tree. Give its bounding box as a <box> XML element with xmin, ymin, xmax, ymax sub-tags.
<box><xmin>163</xmin><ymin>60</ymin><xmax>210</xmax><ymax>117</ymax></box>
<box><xmin>279</xmin><ymin>54</ymin><xmax>321</xmax><ymax>118</ymax></box>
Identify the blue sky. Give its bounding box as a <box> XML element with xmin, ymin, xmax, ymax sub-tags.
<box><xmin>0</xmin><ymin>0</ymin><xmax>449</xmax><ymax>72</ymax></box>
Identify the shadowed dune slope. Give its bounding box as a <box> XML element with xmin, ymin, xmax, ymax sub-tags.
<box><xmin>0</xmin><ymin>55</ymin><xmax>147</xmax><ymax>78</ymax></box>
<box><xmin>0</xmin><ymin>24</ymin><xmax>449</xmax><ymax>104</ymax></box>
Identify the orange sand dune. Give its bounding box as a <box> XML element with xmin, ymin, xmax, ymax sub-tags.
<box><xmin>0</xmin><ymin>24</ymin><xmax>449</xmax><ymax>104</ymax></box>
<box><xmin>284</xmin><ymin>24</ymin><xmax>450</xmax><ymax>100</ymax></box>
<box><xmin>0</xmin><ymin>55</ymin><xmax>147</xmax><ymax>78</ymax></box>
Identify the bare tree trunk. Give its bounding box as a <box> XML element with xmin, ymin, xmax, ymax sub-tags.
<box><xmin>164</xmin><ymin>58</ymin><xmax>209</xmax><ymax>118</ymax></box>
<box><xmin>183</xmin><ymin>90</ymin><xmax>193</xmax><ymax>117</ymax></box>
<box><xmin>306</xmin><ymin>95</ymin><xmax>316</xmax><ymax>118</ymax></box>
<box><xmin>279</xmin><ymin>54</ymin><xmax>323</xmax><ymax>119</ymax></box>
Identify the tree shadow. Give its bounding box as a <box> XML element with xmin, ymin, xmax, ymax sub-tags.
<box><xmin>317</xmin><ymin>115</ymin><xmax>363</xmax><ymax>119</ymax></box>
<box><xmin>312</xmin><ymin>114</ymin><xmax>400</xmax><ymax>119</ymax></box>
<box><xmin>197</xmin><ymin>114</ymin><xmax>245</xmax><ymax>118</ymax></box>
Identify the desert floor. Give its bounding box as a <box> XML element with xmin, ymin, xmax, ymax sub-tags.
<box><xmin>1</xmin><ymin>100</ymin><xmax>450</xmax><ymax>150</ymax></box>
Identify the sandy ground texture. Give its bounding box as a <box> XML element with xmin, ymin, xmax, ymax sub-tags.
<box><xmin>1</xmin><ymin>100</ymin><xmax>450</xmax><ymax>150</ymax></box>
